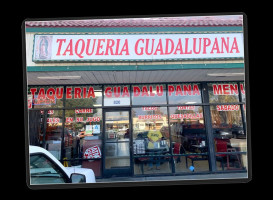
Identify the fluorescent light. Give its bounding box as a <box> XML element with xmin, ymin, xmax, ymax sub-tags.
<box><xmin>37</xmin><ymin>76</ymin><xmax>81</xmax><ymax>80</ymax></box>
<box><xmin>207</xmin><ymin>73</ymin><xmax>244</xmax><ymax>77</ymax></box>
<box><xmin>185</xmin><ymin>102</ymin><xmax>197</xmax><ymax>104</ymax></box>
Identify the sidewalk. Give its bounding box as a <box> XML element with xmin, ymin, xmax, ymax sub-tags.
<box><xmin>96</xmin><ymin>172</ymin><xmax>248</xmax><ymax>184</ymax></box>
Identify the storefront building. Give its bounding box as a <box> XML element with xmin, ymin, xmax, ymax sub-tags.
<box><xmin>25</xmin><ymin>15</ymin><xmax>248</xmax><ymax>179</ymax></box>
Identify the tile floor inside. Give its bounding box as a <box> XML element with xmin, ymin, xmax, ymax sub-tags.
<box><xmin>133</xmin><ymin>155</ymin><xmax>244</xmax><ymax>175</ymax></box>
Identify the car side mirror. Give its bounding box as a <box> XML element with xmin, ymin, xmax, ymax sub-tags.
<box><xmin>70</xmin><ymin>173</ymin><xmax>86</xmax><ymax>183</ymax></box>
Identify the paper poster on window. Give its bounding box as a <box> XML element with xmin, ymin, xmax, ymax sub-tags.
<box><xmin>138</xmin><ymin>122</ymin><xmax>146</xmax><ymax>130</ymax></box>
<box><xmin>85</xmin><ymin>125</ymin><xmax>92</xmax><ymax>135</ymax></box>
<box><xmin>33</xmin><ymin>95</ymin><xmax>56</xmax><ymax>105</ymax></box>
<box><xmin>92</xmin><ymin>125</ymin><xmax>100</xmax><ymax>134</ymax></box>
<box><xmin>83</xmin><ymin>145</ymin><xmax>101</xmax><ymax>159</ymax></box>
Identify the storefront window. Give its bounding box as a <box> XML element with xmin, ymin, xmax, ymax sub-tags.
<box><xmin>169</xmin><ymin>106</ymin><xmax>209</xmax><ymax>172</ymax></box>
<box><xmin>65</xmin><ymin>85</ymin><xmax>102</xmax><ymax>108</ymax></box>
<box><xmin>240</xmin><ymin>82</ymin><xmax>245</xmax><ymax>102</ymax></box>
<box><xmin>64</xmin><ymin>108</ymin><xmax>103</xmax><ymax>166</ymax></box>
<box><xmin>208</xmin><ymin>82</ymin><xmax>239</xmax><ymax>103</ymax></box>
<box><xmin>168</xmin><ymin>83</ymin><xmax>202</xmax><ymax>104</ymax></box>
<box><xmin>132</xmin><ymin>107</ymin><xmax>171</xmax><ymax>174</ymax></box>
<box><xmin>29</xmin><ymin>81</ymin><xmax>247</xmax><ymax>177</ymax></box>
<box><xmin>104</xmin><ymin>85</ymin><xmax>130</xmax><ymax>106</ymax></box>
<box><xmin>210</xmin><ymin>105</ymin><xmax>247</xmax><ymax>171</ymax></box>
<box><xmin>211</xmin><ymin>104</ymin><xmax>243</xmax><ymax>131</ymax></box>
<box><xmin>131</xmin><ymin>84</ymin><xmax>167</xmax><ymax>105</ymax></box>
<box><xmin>43</xmin><ymin>110</ymin><xmax>63</xmax><ymax>160</ymax></box>
<box><xmin>28</xmin><ymin>86</ymin><xmax>64</xmax><ymax>108</ymax></box>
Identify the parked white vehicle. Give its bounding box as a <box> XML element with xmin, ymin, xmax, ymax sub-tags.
<box><xmin>29</xmin><ymin>145</ymin><xmax>96</xmax><ymax>184</ymax></box>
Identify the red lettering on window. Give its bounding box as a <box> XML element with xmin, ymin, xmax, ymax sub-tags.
<box><xmin>74</xmin><ymin>87</ymin><xmax>82</xmax><ymax>99</ymax></box>
<box><xmin>133</xmin><ymin>86</ymin><xmax>141</xmax><ymax>97</ymax></box>
<box><xmin>66</xmin><ymin>87</ymin><xmax>72</xmax><ymax>99</ymax></box>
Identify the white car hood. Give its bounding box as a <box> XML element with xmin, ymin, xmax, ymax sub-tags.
<box><xmin>65</xmin><ymin>167</ymin><xmax>96</xmax><ymax>183</ymax></box>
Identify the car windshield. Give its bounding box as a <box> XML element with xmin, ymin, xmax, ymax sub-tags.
<box><xmin>30</xmin><ymin>154</ymin><xmax>67</xmax><ymax>184</ymax></box>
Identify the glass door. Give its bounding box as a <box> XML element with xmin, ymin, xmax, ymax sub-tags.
<box><xmin>103</xmin><ymin>109</ymin><xmax>132</xmax><ymax>177</ymax></box>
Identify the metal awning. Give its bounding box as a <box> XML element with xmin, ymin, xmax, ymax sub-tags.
<box><xmin>26</xmin><ymin>68</ymin><xmax>244</xmax><ymax>85</ymax></box>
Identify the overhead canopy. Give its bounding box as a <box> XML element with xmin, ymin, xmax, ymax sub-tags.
<box><xmin>27</xmin><ymin>68</ymin><xmax>244</xmax><ymax>85</ymax></box>
<box><xmin>25</xmin><ymin>15</ymin><xmax>245</xmax><ymax>86</ymax></box>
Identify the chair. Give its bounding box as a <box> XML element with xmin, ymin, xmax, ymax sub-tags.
<box><xmin>137</xmin><ymin>149</ymin><xmax>167</xmax><ymax>173</ymax></box>
<box><xmin>226</xmin><ymin>148</ymin><xmax>243</xmax><ymax>170</ymax></box>
<box><xmin>215</xmin><ymin>138</ymin><xmax>228</xmax><ymax>171</ymax></box>
<box><xmin>173</xmin><ymin>142</ymin><xmax>181</xmax><ymax>163</ymax></box>
<box><xmin>185</xmin><ymin>154</ymin><xmax>207</xmax><ymax>170</ymax></box>
<box><xmin>136</xmin><ymin>157</ymin><xmax>149</xmax><ymax>174</ymax></box>
<box><xmin>184</xmin><ymin>144</ymin><xmax>208</xmax><ymax>170</ymax></box>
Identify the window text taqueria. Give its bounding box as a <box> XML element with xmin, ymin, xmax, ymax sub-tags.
<box><xmin>29</xmin><ymin>86</ymin><xmax>96</xmax><ymax>101</ymax></box>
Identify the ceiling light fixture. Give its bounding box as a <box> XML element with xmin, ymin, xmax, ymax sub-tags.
<box><xmin>37</xmin><ymin>76</ymin><xmax>81</xmax><ymax>80</ymax></box>
<box><xmin>185</xmin><ymin>102</ymin><xmax>197</xmax><ymax>104</ymax></box>
<box><xmin>207</xmin><ymin>73</ymin><xmax>244</xmax><ymax>77</ymax></box>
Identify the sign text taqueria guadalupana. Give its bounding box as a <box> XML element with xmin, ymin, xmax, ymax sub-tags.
<box><xmin>29</xmin><ymin>84</ymin><xmax>201</xmax><ymax>103</ymax></box>
<box><xmin>28</xmin><ymin>83</ymin><xmax>244</xmax><ymax>104</ymax></box>
<box><xmin>33</xmin><ymin>34</ymin><xmax>244</xmax><ymax>61</ymax></box>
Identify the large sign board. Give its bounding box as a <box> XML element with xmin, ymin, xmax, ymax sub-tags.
<box><xmin>33</xmin><ymin>33</ymin><xmax>244</xmax><ymax>62</ymax></box>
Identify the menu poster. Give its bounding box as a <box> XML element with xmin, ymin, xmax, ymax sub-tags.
<box><xmin>92</xmin><ymin>125</ymin><xmax>100</xmax><ymax>134</ymax></box>
<box><xmin>85</xmin><ymin>125</ymin><xmax>93</xmax><ymax>135</ymax></box>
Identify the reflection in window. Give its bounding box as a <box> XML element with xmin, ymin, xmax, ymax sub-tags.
<box><xmin>168</xmin><ymin>83</ymin><xmax>202</xmax><ymax>104</ymax></box>
<box><xmin>30</xmin><ymin>154</ymin><xmax>67</xmax><ymax>184</ymax></box>
<box><xmin>104</xmin><ymin>85</ymin><xmax>130</xmax><ymax>106</ymax></box>
<box><xmin>131</xmin><ymin>84</ymin><xmax>167</xmax><ymax>105</ymax></box>
<box><xmin>64</xmin><ymin>108</ymin><xmax>103</xmax><ymax>166</ymax></box>
<box><xmin>169</xmin><ymin>106</ymin><xmax>209</xmax><ymax>172</ymax></box>
<box><xmin>132</xmin><ymin>107</ymin><xmax>171</xmax><ymax>174</ymax></box>
<box><xmin>65</xmin><ymin>85</ymin><xmax>102</xmax><ymax>107</ymax></box>
<box><xmin>208</xmin><ymin>83</ymin><xmax>239</xmax><ymax>103</ymax></box>
<box><xmin>105</xmin><ymin>111</ymin><xmax>129</xmax><ymax>141</ymax></box>
<box><xmin>210</xmin><ymin>105</ymin><xmax>247</xmax><ymax>171</ymax></box>
<box><xmin>211</xmin><ymin>104</ymin><xmax>243</xmax><ymax>132</ymax></box>
<box><xmin>132</xmin><ymin>107</ymin><xmax>169</xmax><ymax>140</ymax></box>
<box><xmin>43</xmin><ymin>110</ymin><xmax>63</xmax><ymax>160</ymax></box>
<box><xmin>28</xmin><ymin>86</ymin><xmax>64</xmax><ymax>109</ymax></box>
